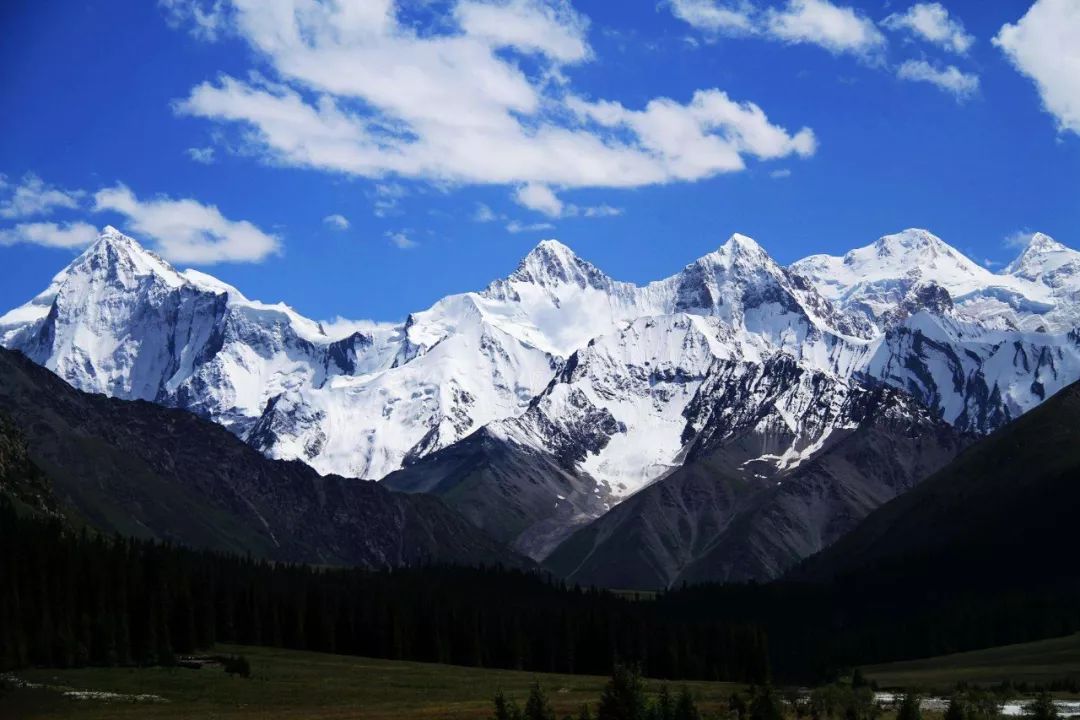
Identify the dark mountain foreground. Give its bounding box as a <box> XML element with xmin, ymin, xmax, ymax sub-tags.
<box><xmin>0</xmin><ymin>347</ymin><xmax>523</xmax><ymax>569</ymax></box>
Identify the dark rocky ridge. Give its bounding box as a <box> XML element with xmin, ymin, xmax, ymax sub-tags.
<box><xmin>0</xmin><ymin>347</ymin><xmax>527</xmax><ymax>569</ymax></box>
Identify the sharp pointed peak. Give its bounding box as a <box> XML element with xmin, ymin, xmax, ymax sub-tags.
<box><xmin>69</xmin><ymin>227</ymin><xmax>186</xmax><ymax>287</ymax></box>
<box><xmin>1022</xmin><ymin>232</ymin><xmax>1067</xmax><ymax>254</ymax></box>
<box><xmin>691</xmin><ymin>233</ymin><xmax>776</xmax><ymax>270</ymax></box>
<box><xmin>503</xmin><ymin>238</ymin><xmax>612</xmax><ymax>290</ymax></box>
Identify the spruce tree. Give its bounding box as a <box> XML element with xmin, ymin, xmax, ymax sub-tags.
<box><xmin>598</xmin><ymin>663</ymin><xmax>648</xmax><ymax>720</ymax></box>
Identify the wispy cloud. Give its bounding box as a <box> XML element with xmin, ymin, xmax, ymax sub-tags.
<box><xmin>668</xmin><ymin>0</ymin><xmax>886</xmax><ymax>59</ymax></box>
<box><xmin>896</xmin><ymin>60</ymin><xmax>979</xmax><ymax>100</ymax></box>
<box><xmin>0</xmin><ymin>221</ymin><xmax>99</xmax><ymax>249</ymax></box>
<box><xmin>0</xmin><ymin>173</ymin><xmax>84</xmax><ymax>219</ymax></box>
<box><xmin>882</xmin><ymin>3</ymin><xmax>974</xmax><ymax>55</ymax></box>
<box><xmin>506</xmin><ymin>220</ymin><xmax>556</xmax><ymax>234</ymax></box>
<box><xmin>186</xmin><ymin>146</ymin><xmax>216</xmax><ymax>164</ymax></box>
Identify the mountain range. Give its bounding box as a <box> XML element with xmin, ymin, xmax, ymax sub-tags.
<box><xmin>3</xmin><ymin>225</ymin><xmax>1078</xmax><ymax>585</ymax></box>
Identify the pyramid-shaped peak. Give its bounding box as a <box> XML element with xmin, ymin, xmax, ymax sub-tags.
<box><xmin>507</xmin><ymin>238</ymin><xmax>612</xmax><ymax>291</ymax></box>
<box><xmin>1023</xmin><ymin>232</ymin><xmax>1067</xmax><ymax>254</ymax></box>
<box><xmin>69</xmin><ymin>226</ymin><xmax>186</xmax><ymax>288</ymax></box>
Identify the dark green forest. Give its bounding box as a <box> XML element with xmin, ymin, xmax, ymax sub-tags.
<box><xmin>5</xmin><ymin>495</ymin><xmax>1080</xmax><ymax>684</ymax></box>
<box><xmin>0</xmin><ymin>500</ymin><xmax>769</xmax><ymax>681</ymax></box>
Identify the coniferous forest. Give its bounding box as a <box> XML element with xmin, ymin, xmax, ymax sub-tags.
<box><xmin>5</xmin><ymin>494</ymin><xmax>1080</xmax><ymax>684</ymax></box>
<box><xmin>0</xmin><ymin>500</ymin><xmax>770</xmax><ymax>682</ymax></box>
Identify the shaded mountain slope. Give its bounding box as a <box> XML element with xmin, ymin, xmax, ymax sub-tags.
<box><xmin>0</xmin><ymin>347</ymin><xmax>526</xmax><ymax>569</ymax></box>
<box><xmin>794</xmin><ymin>378</ymin><xmax>1080</xmax><ymax>584</ymax></box>
<box><xmin>545</xmin><ymin>381</ymin><xmax>968</xmax><ymax>588</ymax></box>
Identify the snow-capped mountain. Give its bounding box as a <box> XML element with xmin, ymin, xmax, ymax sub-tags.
<box><xmin>791</xmin><ymin>228</ymin><xmax>1079</xmax><ymax>332</ymax></box>
<box><xmin>4</xmin><ymin>223</ymin><xmax>1080</xmax><ymax>575</ymax></box>
<box><xmin>3</xmin><ymin>225</ymin><xmax>1079</xmax><ymax>502</ymax></box>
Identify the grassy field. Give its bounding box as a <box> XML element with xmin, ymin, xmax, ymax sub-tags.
<box><xmin>0</xmin><ymin>644</ymin><xmax>741</xmax><ymax>720</ymax></box>
<box><xmin>863</xmin><ymin>633</ymin><xmax>1080</xmax><ymax>690</ymax></box>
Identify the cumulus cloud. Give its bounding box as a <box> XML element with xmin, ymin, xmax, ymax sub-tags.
<box><xmin>667</xmin><ymin>0</ymin><xmax>756</xmax><ymax>35</ymax></box>
<box><xmin>515</xmin><ymin>183</ymin><xmax>564</xmax><ymax>217</ymax></box>
<box><xmin>897</xmin><ymin>60</ymin><xmax>979</xmax><ymax>99</ymax></box>
<box><xmin>0</xmin><ymin>173</ymin><xmax>84</xmax><ymax>219</ymax></box>
<box><xmin>323</xmin><ymin>213</ymin><xmax>350</xmax><ymax>230</ymax></box>
<box><xmin>186</xmin><ymin>146</ymin><xmax>216</xmax><ymax>163</ymax></box>
<box><xmin>170</xmin><ymin>0</ymin><xmax>815</xmax><ymax>194</ymax></box>
<box><xmin>667</xmin><ymin>0</ymin><xmax>885</xmax><ymax>58</ymax></box>
<box><xmin>764</xmin><ymin>0</ymin><xmax>886</xmax><ymax>57</ymax></box>
<box><xmin>0</xmin><ymin>221</ymin><xmax>99</xmax><ymax>249</ymax></box>
<box><xmin>995</xmin><ymin>0</ymin><xmax>1080</xmax><ymax>136</ymax></box>
<box><xmin>882</xmin><ymin>3</ymin><xmax>974</xmax><ymax>55</ymax></box>
<box><xmin>386</xmin><ymin>230</ymin><xmax>417</xmax><ymax>249</ymax></box>
<box><xmin>93</xmin><ymin>184</ymin><xmax>280</xmax><ymax>263</ymax></box>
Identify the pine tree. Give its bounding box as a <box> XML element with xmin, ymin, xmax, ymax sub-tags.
<box><xmin>598</xmin><ymin>664</ymin><xmax>648</xmax><ymax>720</ymax></box>
<box><xmin>524</xmin><ymin>682</ymin><xmax>556</xmax><ymax>720</ymax></box>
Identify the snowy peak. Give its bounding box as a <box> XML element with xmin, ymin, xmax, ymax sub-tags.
<box><xmin>70</xmin><ymin>226</ymin><xmax>186</xmax><ymax>289</ymax></box>
<box><xmin>504</xmin><ymin>238</ymin><xmax>613</xmax><ymax>291</ymax></box>
<box><xmin>1003</xmin><ymin>232</ymin><xmax>1080</xmax><ymax>289</ymax></box>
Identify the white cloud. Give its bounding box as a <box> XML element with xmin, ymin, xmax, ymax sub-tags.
<box><xmin>0</xmin><ymin>221</ymin><xmax>99</xmax><ymax>249</ymax></box>
<box><xmin>454</xmin><ymin>0</ymin><xmax>591</xmax><ymax>63</ymax></box>
<box><xmin>0</xmin><ymin>173</ymin><xmax>84</xmax><ymax>219</ymax></box>
<box><xmin>983</xmin><ymin>258</ymin><xmax>1001</xmax><ymax>268</ymax></box>
<box><xmin>386</xmin><ymin>230</ymin><xmax>417</xmax><ymax>249</ymax></box>
<box><xmin>897</xmin><ymin>60</ymin><xmax>979</xmax><ymax>99</ymax></box>
<box><xmin>473</xmin><ymin>203</ymin><xmax>498</xmax><ymax>222</ymax></box>
<box><xmin>372</xmin><ymin>182</ymin><xmax>407</xmax><ymax>217</ymax></box>
<box><xmin>994</xmin><ymin>0</ymin><xmax>1080</xmax><ymax>136</ymax></box>
<box><xmin>582</xmin><ymin>204</ymin><xmax>622</xmax><ymax>217</ymax></box>
<box><xmin>770</xmin><ymin>168</ymin><xmax>792</xmax><ymax>179</ymax></box>
<box><xmin>667</xmin><ymin>0</ymin><xmax>755</xmax><ymax>35</ymax></box>
<box><xmin>93</xmin><ymin>184</ymin><xmax>280</xmax><ymax>264</ymax></box>
<box><xmin>882</xmin><ymin>3</ymin><xmax>974</xmax><ymax>55</ymax></box>
<box><xmin>764</xmin><ymin>0</ymin><xmax>886</xmax><ymax>57</ymax></box>
<box><xmin>567</xmin><ymin>89</ymin><xmax>816</xmax><ymax>178</ymax></box>
<box><xmin>323</xmin><ymin>213</ymin><xmax>350</xmax><ymax>230</ymax></box>
<box><xmin>171</xmin><ymin>0</ymin><xmax>815</xmax><ymax>193</ymax></box>
<box><xmin>186</xmin><ymin>146</ymin><xmax>216</xmax><ymax>163</ymax></box>
<box><xmin>159</xmin><ymin>0</ymin><xmax>229</xmax><ymax>41</ymax></box>
<box><xmin>506</xmin><ymin>220</ymin><xmax>556</xmax><ymax>233</ymax></box>
<box><xmin>515</xmin><ymin>183</ymin><xmax>563</xmax><ymax>217</ymax></box>
<box><xmin>669</xmin><ymin>0</ymin><xmax>885</xmax><ymax>58</ymax></box>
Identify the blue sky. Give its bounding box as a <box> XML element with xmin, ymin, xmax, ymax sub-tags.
<box><xmin>1</xmin><ymin>0</ymin><xmax>1078</xmax><ymax>323</ymax></box>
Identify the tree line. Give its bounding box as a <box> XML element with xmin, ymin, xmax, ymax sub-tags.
<box><xmin>0</xmin><ymin>500</ymin><xmax>768</xmax><ymax>681</ymax></box>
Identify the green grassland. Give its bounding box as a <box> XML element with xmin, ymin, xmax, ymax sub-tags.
<box><xmin>0</xmin><ymin>644</ymin><xmax>740</xmax><ymax>720</ymax></box>
<box><xmin>863</xmin><ymin>633</ymin><xmax>1080</xmax><ymax>690</ymax></box>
